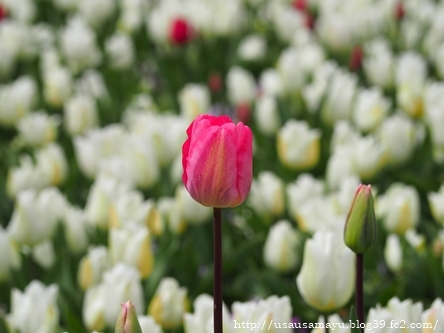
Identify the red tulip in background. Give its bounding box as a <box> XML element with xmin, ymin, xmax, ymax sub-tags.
<box><xmin>0</xmin><ymin>5</ymin><xmax>7</xmax><ymax>21</ymax></box>
<box><xmin>169</xmin><ymin>17</ymin><xmax>194</xmax><ymax>45</ymax></box>
<box><xmin>182</xmin><ymin>114</ymin><xmax>253</xmax><ymax>208</ymax></box>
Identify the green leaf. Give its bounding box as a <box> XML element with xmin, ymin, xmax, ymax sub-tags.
<box><xmin>349</xmin><ymin>306</ymin><xmax>363</xmax><ymax>333</ymax></box>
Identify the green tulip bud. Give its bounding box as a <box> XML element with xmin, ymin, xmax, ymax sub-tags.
<box><xmin>115</xmin><ymin>300</ymin><xmax>142</xmax><ymax>333</ymax></box>
<box><xmin>344</xmin><ymin>184</ymin><xmax>377</xmax><ymax>254</ymax></box>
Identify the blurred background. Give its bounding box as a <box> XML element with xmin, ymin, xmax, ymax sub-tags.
<box><xmin>1</xmin><ymin>0</ymin><xmax>444</xmax><ymax>332</ymax></box>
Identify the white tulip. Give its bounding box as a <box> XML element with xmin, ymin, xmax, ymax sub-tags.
<box><xmin>422</xmin><ymin>298</ymin><xmax>444</xmax><ymax>333</ymax></box>
<box><xmin>178</xmin><ymin>83</ymin><xmax>210</xmax><ymax>120</ymax></box>
<box><xmin>82</xmin><ymin>283</ymin><xmax>107</xmax><ymax>332</ymax></box>
<box><xmin>322</xmin><ymin>70</ymin><xmax>357</xmax><ymax>125</ymax></box>
<box><xmin>428</xmin><ymin>184</ymin><xmax>444</xmax><ymax>225</ymax></box>
<box><xmin>396</xmin><ymin>52</ymin><xmax>427</xmax><ymax>119</ymax></box>
<box><xmin>227</xmin><ymin>66</ymin><xmax>256</xmax><ymax>105</ymax></box>
<box><xmin>277</xmin><ymin>47</ymin><xmax>305</xmax><ymax>93</ymax></box>
<box><xmin>405</xmin><ymin>229</ymin><xmax>426</xmax><ymax>252</ymax></box>
<box><xmin>259</xmin><ymin>69</ymin><xmax>283</xmax><ymax>97</ymax></box>
<box><xmin>263</xmin><ymin>220</ymin><xmax>300</xmax><ymax>272</ymax></box>
<box><xmin>286</xmin><ymin>174</ymin><xmax>325</xmax><ymax>223</ymax></box>
<box><xmin>367</xmin><ymin>297</ymin><xmax>423</xmax><ymax>333</ymax></box>
<box><xmin>184</xmin><ymin>294</ymin><xmax>233</xmax><ymax>333</ymax></box>
<box><xmin>84</xmin><ymin>175</ymin><xmax>132</xmax><ymax>229</ymax></box>
<box><xmin>326</xmin><ymin>147</ymin><xmax>358</xmax><ymax>191</ymax></box>
<box><xmin>32</xmin><ymin>240</ymin><xmax>56</xmax><ymax>269</ymax></box>
<box><xmin>232</xmin><ymin>295</ymin><xmax>293</xmax><ymax>333</ymax></box>
<box><xmin>109</xmin><ymin>225</ymin><xmax>154</xmax><ymax>279</ymax></box>
<box><xmin>60</xmin><ymin>16</ymin><xmax>101</xmax><ymax>73</ymax></box>
<box><xmin>277</xmin><ymin>120</ymin><xmax>321</xmax><ymax>170</ymax></box>
<box><xmin>79</xmin><ymin>0</ymin><xmax>115</xmax><ymax>28</ymax></box>
<box><xmin>74</xmin><ymin>70</ymin><xmax>109</xmax><ymax>102</ymax></box>
<box><xmin>353</xmin><ymin>87</ymin><xmax>390</xmax><ymax>132</ymax></box>
<box><xmin>0</xmin><ymin>227</ymin><xmax>21</xmax><ymax>282</ymax></box>
<box><xmin>148</xmin><ymin>277</ymin><xmax>188</xmax><ymax>329</ymax></box>
<box><xmin>74</xmin><ymin>125</ymin><xmax>127</xmax><ymax>179</ymax></box>
<box><xmin>139</xmin><ymin>315</ymin><xmax>163</xmax><ymax>333</ymax></box>
<box><xmin>296</xmin><ymin>230</ymin><xmax>355</xmax><ymax>312</ymax></box>
<box><xmin>7</xmin><ymin>281</ymin><xmax>59</xmax><ymax>333</ymax></box>
<box><xmin>384</xmin><ymin>234</ymin><xmax>403</xmax><ymax>273</ymax></box>
<box><xmin>255</xmin><ymin>95</ymin><xmax>281</xmax><ymax>136</ymax></box>
<box><xmin>6</xmin><ymin>156</ymin><xmax>47</xmax><ymax>197</ymax></box>
<box><xmin>238</xmin><ymin>34</ymin><xmax>266</xmax><ymax>61</ymax></box>
<box><xmin>35</xmin><ymin>142</ymin><xmax>68</xmax><ymax>186</ymax></box>
<box><xmin>351</xmin><ymin>135</ymin><xmax>387</xmax><ymax>180</ymax></box>
<box><xmin>78</xmin><ymin>246</ymin><xmax>109</xmax><ymax>291</ymax></box>
<box><xmin>0</xmin><ymin>76</ymin><xmax>37</xmax><ymax>127</ymax></box>
<box><xmin>311</xmin><ymin>314</ymin><xmax>350</xmax><ymax>333</ymax></box>
<box><xmin>43</xmin><ymin>66</ymin><xmax>72</xmax><ymax>108</ymax></box>
<box><xmin>64</xmin><ymin>94</ymin><xmax>99</xmax><ymax>136</ymax></box>
<box><xmin>105</xmin><ymin>31</ymin><xmax>135</xmax><ymax>70</ymax></box>
<box><xmin>103</xmin><ymin>263</ymin><xmax>144</xmax><ymax>327</ymax></box>
<box><xmin>8</xmin><ymin>188</ymin><xmax>66</xmax><ymax>246</ymax></box>
<box><xmin>248</xmin><ymin>172</ymin><xmax>285</xmax><ymax>220</ymax></box>
<box><xmin>377</xmin><ymin>183</ymin><xmax>420</xmax><ymax>235</ymax></box>
<box><xmin>16</xmin><ymin>111</ymin><xmax>60</xmax><ymax>147</ymax></box>
<box><xmin>175</xmin><ymin>185</ymin><xmax>212</xmax><ymax>225</ymax></box>
<box><xmin>378</xmin><ymin>113</ymin><xmax>418</xmax><ymax>165</ymax></box>
<box><xmin>363</xmin><ymin>38</ymin><xmax>395</xmax><ymax>89</ymax></box>
<box><xmin>64</xmin><ymin>206</ymin><xmax>89</xmax><ymax>254</ymax></box>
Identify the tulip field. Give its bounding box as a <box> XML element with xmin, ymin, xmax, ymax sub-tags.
<box><xmin>2</xmin><ymin>0</ymin><xmax>444</xmax><ymax>332</ymax></box>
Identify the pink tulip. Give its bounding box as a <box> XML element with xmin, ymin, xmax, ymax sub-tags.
<box><xmin>182</xmin><ymin>114</ymin><xmax>253</xmax><ymax>208</ymax></box>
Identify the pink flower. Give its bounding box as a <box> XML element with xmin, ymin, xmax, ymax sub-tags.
<box><xmin>169</xmin><ymin>17</ymin><xmax>194</xmax><ymax>45</ymax></box>
<box><xmin>0</xmin><ymin>5</ymin><xmax>7</xmax><ymax>21</ymax></box>
<box><xmin>182</xmin><ymin>115</ymin><xmax>253</xmax><ymax>208</ymax></box>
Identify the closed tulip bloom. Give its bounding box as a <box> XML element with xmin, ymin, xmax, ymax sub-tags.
<box><xmin>384</xmin><ymin>234</ymin><xmax>403</xmax><ymax>273</ymax></box>
<box><xmin>263</xmin><ymin>220</ymin><xmax>300</xmax><ymax>272</ymax></box>
<box><xmin>428</xmin><ymin>184</ymin><xmax>444</xmax><ymax>225</ymax></box>
<box><xmin>277</xmin><ymin>120</ymin><xmax>321</xmax><ymax>170</ymax></box>
<box><xmin>182</xmin><ymin>115</ymin><xmax>253</xmax><ymax>208</ymax></box>
<box><xmin>115</xmin><ymin>300</ymin><xmax>143</xmax><ymax>333</ymax></box>
<box><xmin>377</xmin><ymin>183</ymin><xmax>420</xmax><ymax>235</ymax></box>
<box><xmin>148</xmin><ymin>277</ymin><xmax>188</xmax><ymax>329</ymax></box>
<box><xmin>249</xmin><ymin>171</ymin><xmax>285</xmax><ymax>221</ymax></box>
<box><xmin>103</xmin><ymin>263</ymin><xmax>144</xmax><ymax>327</ymax></box>
<box><xmin>78</xmin><ymin>246</ymin><xmax>109</xmax><ymax>291</ymax></box>
<box><xmin>296</xmin><ymin>230</ymin><xmax>355</xmax><ymax>312</ymax></box>
<box><xmin>344</xmin><ymin>184</ymin><xmax>377</xmax><ymax>254</ymax></box>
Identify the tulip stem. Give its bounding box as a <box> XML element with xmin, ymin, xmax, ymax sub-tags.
<box><xmin>324</xmin><ymin>315</ymin><xmax>329</xmax><ymax>333</ymax></box>
<box><xmin>356</xmin><ymin>253</ymin><xmax>364</xmax><ymax>333</ymax></box>
<box><xmin>213</xmin><ymin>207</ymin><xmax>223</xmax><ymax>333</ymax></box>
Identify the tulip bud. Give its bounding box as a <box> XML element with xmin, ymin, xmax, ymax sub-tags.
<box><xmin>115</xmin><ymin>301</ymin><xmax>143</xmax><ymax>333</ymax></box>
<box><xmin>344</xmin><ymin>184</ymin><xmax>377</xmax><ymax>254</ymax></box>
<box><xmin>182</xmin><ymin>115</ymin><xmax>253</xmax><ymax>208</ymax></box>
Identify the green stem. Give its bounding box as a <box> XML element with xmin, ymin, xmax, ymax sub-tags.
<box><xmin>356</xmin><ymin>254</ymin><xmax>364</xmax><ymax>333</ymax></box>
<box><xmin>213</xmin><ymin>207</ymin><xmax>223</xmax><ymax>333</ymax></box>
<box><xmin>325</xmin><ymin>314</ymin><xmax>329</xmax><ymax>333</ymax></box>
